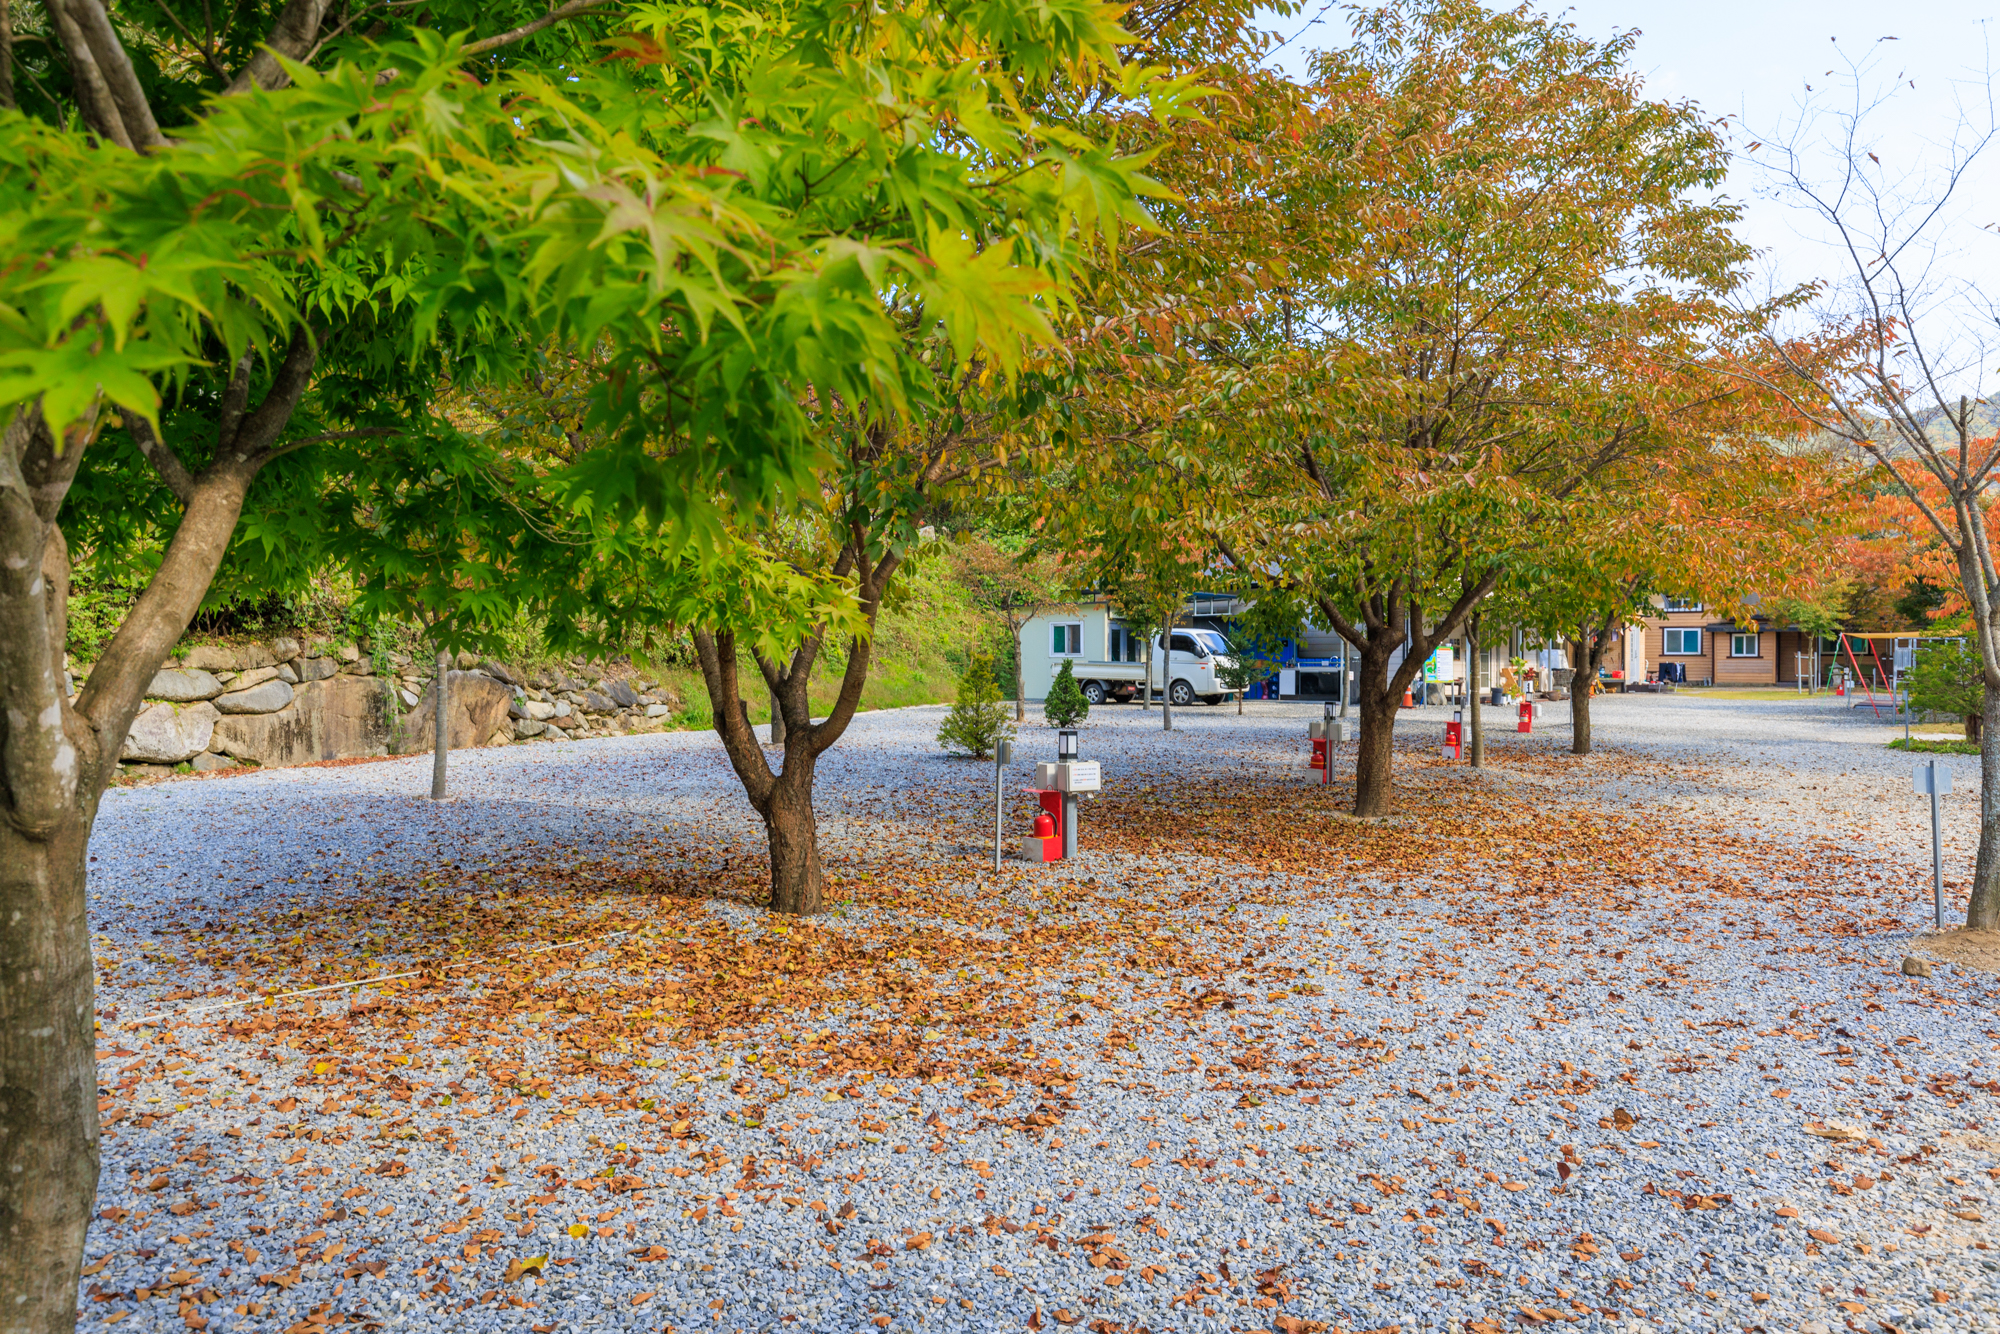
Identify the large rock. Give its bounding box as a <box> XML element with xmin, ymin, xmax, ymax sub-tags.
<box><xmin>231</xmin><ymin>665</ymin><xmax>282</xmax><ymax>691</ymax></box>
<box><xmin>606</xmin><ymin>680</ymin><xmax>640</xmax><ymax>708</ymax></box>
<box><xmin>271</xmin><ymin>637</ymin><xmax>302</xmax><ymax>663</ymax></box>
<box><xmin>393</xmin><ymin>671</ymin><xmax>515</xmax><ymax>755</ymax></box>
<box><xmin>146</xmin><ymin>668</ymin><xmax>224</xmax><ymax>703</ymax></box>
<box><xmin>296</xmin><ymin>656</ymin><xmax>338</xmax><ymax>682</ymax></box>
<box><xmin>524</xmin><ymin>700</ymin><xmax>556</xmax><ymax>721</ymax></box>
<box><xmin>121</xmin><ymin>701</ymin><xmax>220</xmax><ymax>763</ymax></box>
<box><xmin>581</xmin><ymin>690</ymin><xmax>616</xmax><ymax>713</ymax></box>
<box><xmin>211</xmin><ymin>675</ymin><xmax>393</xmax><ymax>766</ymax></box>
<box><xmin>183</xmin><ymin>645</ymin><xmax>240</xmax><ymax>672</ymax></box>
<box><xmin>215</xmin><ymin>679</ymin><xmax>295</xmax><ymax>714</ymax></box>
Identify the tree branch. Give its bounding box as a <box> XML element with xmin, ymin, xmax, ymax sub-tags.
<box><xmin>127</xmin><ymin>416</ymin><xmax>195</xmax><ymax>505</ymax></box>
<box><xmin>231</xmin><ymin>330</ymin><xmax>320</xmax><ymax>464</ymax></box>
<box><xmin>0</xmin><ymin>405</ymin><xmax>93</xmax><ymax>839</ymax></box>
<box><xmin>692</xmin><ymin>628</ymin><xmax>776</xmax><ymax>807</ymax></box>
<box><xmin>223</xmin><ymin>0</ymin><xmax>331</xmax><ymax>93</ymax></box>
<box><xmin>51</xmin><ymin>0</ymin><xmax>165</xmax><ymax>149</ymax></box>
<box><xmin>0</xmin><ymin>0</ymin><xmax>17</xmax><ymax>111</ymax></box>
<box><xmin>45</xmin><ymin>0</ymin><xmax>133</xmax><ymax>149</ymax></box>
<box><xmin>462</xmin><ymin>0</ymin><xmax>615</xmax><ymax>57</ymax></box>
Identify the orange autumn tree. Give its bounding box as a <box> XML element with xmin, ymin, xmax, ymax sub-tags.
<box><xmin>1190</xmin><ymin>0</ymin><xmax>1758</xmax><ymax>817</ymax></box>
<box><xmin>1515</xmin><ymin>429</ymin><xmax>1856</xmax><ymax>754</ymax></box>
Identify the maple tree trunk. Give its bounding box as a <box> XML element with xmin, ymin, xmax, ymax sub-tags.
<box><xmin>692</xmin><ymin>549</ymin><xmax>897</xmax><ymax>918</ymax></box>
<box><xmin>1972</xmin><ymin>683</ymin><xmax>2000</xmax><ymax>931</ymax></box>
<box><xmin>0</xmin><ymin>815</ymin><xmax>100</xmax><ymax>1334</ymax></box>
<box><xmin>1570</xmin><ymin>679</ymin><xmax>1592</xmax><ymax>756</ymax></box>
<box><xmin>3</xmin><ymin>390</ymin><xmax>302</xmax><ymax>1329</ymax></box>
<box><xmin>1351</xmin><ymin>636</ymin><xmax>1407</xmax><ymax>818</ymax></box>
<box><xmin>1011</xmin><ymin>620</ymin><xmax>1026</xmax><ymax>723</ymax></box>
<box><xmin>1568</xmin><ymin>623</ymin><xmax>1619</xmax><ymax>756</ymax></box>
<box><xmin>760</xmin><ymin>758</ymin><xmax>822</xmax><ymax>915</ymax></box>
<box><xmin>1467</xmin><ymin>617</ymin><xmax>1484</xmax><ymax>768</ymax></box>
<box><xmin>1353</xmin><ymin>682</ymin><xmax>1398</xmax><ymax>818</ymax></box>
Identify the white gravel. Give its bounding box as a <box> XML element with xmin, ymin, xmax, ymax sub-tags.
<box><xmin>79</xmin><ymin>693</ymin><xmax>2000</xmax><ymax>1333</ymax></box>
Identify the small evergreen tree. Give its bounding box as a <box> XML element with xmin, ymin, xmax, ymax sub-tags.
<box><xmin>1907</xmin><ymin>640</ymin><xmax>1983</xmax><ymax>741</ymax></box>
<box><xmin>1044</xmin><ymin>657</ymin><xmax>1090</xmax><ymax>728</ymax></box>
<box><xmin>937</xmin><ymin>652</ymin><xmax>1016</xmax><ymax>758</ymax></box>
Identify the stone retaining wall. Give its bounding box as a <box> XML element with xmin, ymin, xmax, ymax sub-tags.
<box><xmin>110</xmin><ymin>639</ymin><xmax>682</xmax><ymax>779</ymax></box>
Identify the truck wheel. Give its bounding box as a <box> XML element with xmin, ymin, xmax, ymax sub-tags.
<box><xmin>1081</xmin><ymin>680</ymin><xmax>1106</xmax><ymax>705</ymax></box>
<box><xmin>1202</xmin><ymin>694</ymin><xmax>1224</xmax><ymax>706</ymax></box>
<box><xmin>1168</xmin><ymin>679</ymin><xmax>1195</xmax><ymax>706</ymax></box>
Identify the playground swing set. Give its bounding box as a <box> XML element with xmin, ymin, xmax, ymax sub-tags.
<box><xmin>1825</xmin><ymin>632</ymin><xmax>1964</xmax><ymax>719</ymax></box>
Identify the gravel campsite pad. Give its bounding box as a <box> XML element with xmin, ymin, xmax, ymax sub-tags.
<box><xmin>81</xmin><ymin>695</ymin><xmax>2000</xmax><ymax>1334</ymax></box>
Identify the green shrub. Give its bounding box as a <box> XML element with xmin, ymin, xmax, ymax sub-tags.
<box><xmin>1906</xmin><ymin>641</ymin><xmax>1983</xmax><ymax>741</ymax></box>
<box><xmin>937</xmin><ymin>652</ymin><xmax>1015</xmax><ymax>758</ymax></box>
<box><xmin>1044</xmin><ymin>658</ymin><xmax>1089</xmax><ymax>728</ymax></box>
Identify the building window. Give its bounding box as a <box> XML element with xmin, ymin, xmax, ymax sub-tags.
<box><xmin>1109</xmin><ymin>626</ymin><xmax>1140</xmax><ymax>662</ymax></box>
<box><xmin>1051</xmin><ymin>624</ymin><xmax>1082</xmax><ymax>656</ymax></box>
<box><xmin>1663</xmin><ymin>597</ymin><xmax>1702</xmax><ymax>612</ymax></box>
<box><xmin>1663</xmin><ymin>628</ymin><xmax>1702</xmax><ymax>655</ymax></box>
<box><xmin>1731</xmin><ymin>632</ymin><xmax>1760</xmax><ymax>658</ymax></box>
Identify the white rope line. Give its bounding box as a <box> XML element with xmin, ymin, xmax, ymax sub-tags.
<box><xmin>128</xmin><ymin>928</ymin><xmax>636</xmax><ymax>1027</ymax></box>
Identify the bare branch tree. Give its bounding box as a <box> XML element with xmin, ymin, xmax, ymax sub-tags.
<box><xmin>1739</xmin><ymin>35</ymin><xmax>2000</xmax><ymax>928</ymax></box>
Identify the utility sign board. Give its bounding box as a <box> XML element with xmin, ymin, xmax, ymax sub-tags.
<box><xmin>1913</xmin><ymin>764</ymin><xmax>1952</xmax><ymax>796</ymax></box>
<box><xmin>1055</xmin><ymin>761</ymin><xmax>1101</xmax><ymax>793</ymax></box>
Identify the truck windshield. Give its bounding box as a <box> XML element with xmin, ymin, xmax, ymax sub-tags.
<box><xmin>1171</xmin><ymin>630</ymin><xmax>1234</xmax><ymax>658</ymax></box>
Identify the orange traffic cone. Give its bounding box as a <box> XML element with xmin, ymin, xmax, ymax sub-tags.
<box><xmin>1401</xmin><ymin>687</ymin><xmax>1414</xmax><ymax>708</ymax></box>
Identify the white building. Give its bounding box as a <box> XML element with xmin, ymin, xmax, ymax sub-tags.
<box><xmin>1016</xmin><ymin>600</ymin><xmax>1135</xmax><ymax>702</ymax></box>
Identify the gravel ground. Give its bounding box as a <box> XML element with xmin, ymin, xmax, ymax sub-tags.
<box><xmin>80</xmin><ymin>692</ymin><xmax>2000</xmax><ymax>1334</ymax></box>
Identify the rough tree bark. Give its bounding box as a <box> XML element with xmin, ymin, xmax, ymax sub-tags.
<box><xmin>1315</xmin><ymin>572</ymin><xmax>1498</xmax><ymax>818</ymax></box>
<box><xmin>1010</xmin><ymin>630</ymin><xmax>1026</xmax><ymax>723</ymax></box>
<box><xmin>1565</xmin><ymin>615</ymin><xmax>1622</xmax><ymax>757</ymax></box>
<box><xmin>1467</xmin><ymin>614</ymin><xmax>1484</xmax><ymax>768</ymax></box>
<box><xmin>691</xmin><ymin>545</ymin><xmax>900</xmax><ymax>915</ymax></box>
<box><xmin>1</xmin><ymin>0</ymin><xmax>17</xmax><ymax>112</ymax></box>
<box><xmin>1</xmin><ymin>335</ymin><xmax>319</xmax><ymax>1330</ymax></box>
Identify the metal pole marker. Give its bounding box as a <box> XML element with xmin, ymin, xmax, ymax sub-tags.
<box><xmin>1913</xmin><ymin>760</ymin><xmax>1951</xmax><ymax>929</ymax></box>
<box><xmin>993</xmin><ymin>740</ymin><xmax>1013</xmax><ymax>869</ymax></box>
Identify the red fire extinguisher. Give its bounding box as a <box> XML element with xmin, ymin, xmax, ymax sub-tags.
<box><xmin>1033</xmin><ymin>810</ymin><xmax>1055</xmax><ymax>840</ymax></box>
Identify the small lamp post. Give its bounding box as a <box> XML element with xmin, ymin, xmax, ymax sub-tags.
<box><xmin>1056</xmin><ymin>730</ymin><xmax>1080</xmax><ymax>858</ymax></box>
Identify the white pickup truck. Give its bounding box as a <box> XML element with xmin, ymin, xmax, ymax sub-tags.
<box><xmin>1064</xmin><ymin>628</ymin><xmax>1238</xmax><ymax>707</ymax></box>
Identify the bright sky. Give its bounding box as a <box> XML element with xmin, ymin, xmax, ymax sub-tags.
<box><xmin>1261</xmin><ymin>1</ymin><xmax>2000</xmax><ymax>391</ymax></box>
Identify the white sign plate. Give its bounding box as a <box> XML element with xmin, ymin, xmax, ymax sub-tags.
<box><xmin>1914</xmin><ymin>763</ymin><xmax>1952</xmax><ymax>796</ymax></box>
<box><xmin>1056</xmin><ymin>761</ymin><xmax>1101</xmax><ymax>793</ymax></box>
